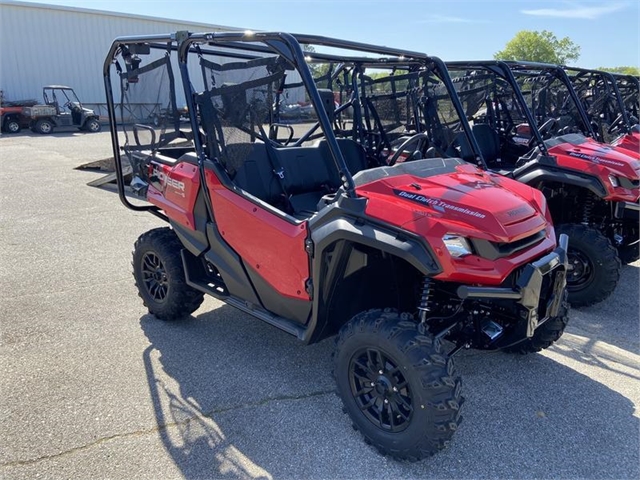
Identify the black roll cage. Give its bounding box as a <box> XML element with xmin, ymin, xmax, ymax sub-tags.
<box><xmin>103</xmin><ymin>31</ymin><xmax>489</xmax><ymax>220</ymax></box>
<box><xmin>563</xmin><ymin>66</ymin><xmax>634</xmax><ymax>136</ymax></box>
<box><xmin>610</xmin><ymin>73</ymin><xmax>640</xmax><ymax>123</ymax></box>
<box><xmin>445</xmin><ymin>60</ymin><xmax>553</xmax><ymax>156</ymax></box>
<box><xmin>501</xmin><ymin>61</ymin><xmax>601</xmax><ymax>140</ymax></box>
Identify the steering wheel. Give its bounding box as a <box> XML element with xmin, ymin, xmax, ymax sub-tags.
<box><xmin>387</xmin><ymin>133</ymin><xmax>430</xmax><ymax>166</ymax></box>
<box><xmin>607</xmin><ymin>113</ymin><xmax>625</xmax><ymax>135</ymax></box>
<box><xmin>537</xmin><ymin>118</ymin><xmax>558</xmax><ymax>139</ymax></box>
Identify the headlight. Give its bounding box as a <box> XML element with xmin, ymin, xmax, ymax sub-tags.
<box><xmin>608</xmin><ymin>174</ymin><xmax>620</xmax><ymax>187</ymax></box>
<box><xmin>443</xmin><ymin>234</ymin><xmax>473</xmax><ymax>258</ymax></box>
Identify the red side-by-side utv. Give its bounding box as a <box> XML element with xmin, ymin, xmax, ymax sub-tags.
<box><xmin>104</xmin><ymin>31</ymin><xmax>569</xmax><ymax>461</ymax></box>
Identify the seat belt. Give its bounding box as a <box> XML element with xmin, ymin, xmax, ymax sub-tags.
<box><xmin>257</xmin><ymin>123</ymin><xmax>294</xmax><ymax>214</ymax></box>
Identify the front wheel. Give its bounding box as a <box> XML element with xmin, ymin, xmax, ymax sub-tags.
<box><xmin>557</xmin><ymin>223</ymin><xmax>620</xmax><ymax>307</ymax></box>
<box><xmin>132</xmin><ymin>227</ymin><xmax>204</xmax><ymax>320</ymax></box>
<box><xmin>333</xmin><ymin>309</ymin><xmax>463</xmax><ymax>461</ymax></box>
<box><xmin>84</xmin><ymin>118</ymin><xmax>101</xmax><ymax>133</ymax></box>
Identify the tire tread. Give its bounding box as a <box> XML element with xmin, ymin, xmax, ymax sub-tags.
<box><xmin>132</xmin><ymin>227</ymin><xmax>204</xmax><ymax>320</ymax></box>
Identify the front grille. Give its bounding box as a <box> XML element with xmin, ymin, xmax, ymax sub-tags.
<box><xmin>471</xmin><ymin>230</ymin><xmax>546</xmax><ymax>260</ymax></box>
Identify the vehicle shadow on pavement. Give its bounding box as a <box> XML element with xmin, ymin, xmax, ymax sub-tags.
<box><xmin>568</xmin><ymin>263</ymin><xmax>639</xmax><ymax>356</ymax></box>
<box><xmin>0</xmin><ymin>130</ymin><xmax>97</xmax><ymax>138</ymax></box>
<box><xmin>140</xmin><ymin>305</ymin><xmax>639</xmax><ymax>480</ymax></box>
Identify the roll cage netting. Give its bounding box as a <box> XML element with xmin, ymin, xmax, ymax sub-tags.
<box><xmin>448</xmin><ymin>69</ymin><xmax>531</xmax><ymax>135</ymax></box>
<box><xmin>196</xmin><ymin>53</ymin><xmax>294</xmax><ymax>176</ymax></box>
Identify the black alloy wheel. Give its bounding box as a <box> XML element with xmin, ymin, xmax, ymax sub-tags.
<box><xmin>349</xmin><ymin>347</ymin><xmax>412</xmax><ymax>432</ymax></box>
<box><xmin>567</xmin><ymin>248</ymin><xmax>594</xmax><ymax>291</ymax></box>
<box><xmin>141</xmin><ymin>251</ymin><xmax>169</xmax><ymax>302</ymax></box>
<box><xmin>334</xmin><ymin>309</ymin><xmax>463</xmax><ymax>461</ymax></box>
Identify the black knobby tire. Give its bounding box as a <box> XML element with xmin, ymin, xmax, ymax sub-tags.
<box><xmin>558</xmin><ymin>223</ymin><xmax>621</xmax><ymax>307</ymax></box>
<box><xmin>132</xmin><ymin>227</ymin><xmax>204</xmax><ymax>320</ymax></box>
<box><xmin>4</xmin><ymin>117</ymin><xmax>21</xmax><ymax>133</ymax></box>
<box><xmin>333</xmin><ymin>309</ymin><xmax>463</xmax><ymax>461</ymax></box>
<box><xmin>35</xmin><ymin>119</ymin><xmax>54</xmax><ymax>134</ymax></box>
<box><xmin>503</xmin><ymin>306</ymin><xmax>569</xmax><ymax>354</ymax></box>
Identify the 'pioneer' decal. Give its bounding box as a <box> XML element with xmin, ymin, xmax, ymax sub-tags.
<box><xmin>568</xmin><ymin>151</ymin><xmax>625</xmax><ymax>167</ymax></box>
<box><xmin>394</xmin><ymin>189</ymin><xmax>486</xmax><ymax>219</ymax></box>
<box><xmin>152</xmin><ymin>165</ymin><xmax>186</xmax><ymax>195</ymax></box>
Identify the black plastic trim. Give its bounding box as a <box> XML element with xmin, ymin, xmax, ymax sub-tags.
<box><xmin>514</xmin><ymin>166</ymin><xmax>607</xmax><ymax>197</ymax></box>
<box><xmin>302</xmin><ymin>196</ymin><xmax>441</xmax><ymax>343</ymax></box>
<box><xmin>615</xmin><ymin>200</ymin><xmax>640</xmax><ymax>220</ymax></box>
<box><xmin>244</xmin><ymin>264</ymin><xmax>312</xmax><ymax>325</ymax></box>
<box><xmin>204</xmin><ymin>223</ymin><xmax>262</xmax><ymax>306</ymax></box>
<box><xmin>458</xmin><ymin>233</ymin><xmax>568</xmax><ymax>346</ymax></box>
<box><xmin>352</xmin><ymin>157</ymin><xmax>464</xmax><ymax>186</ymax></box>
<box><xmin>471</xmin><ymin>230</ymin><xmax>547</xmax><ymax>261</ymax></box>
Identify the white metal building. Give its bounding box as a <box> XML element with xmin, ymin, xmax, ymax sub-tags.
<box><xmin>0</xmin><ymin>0</ymin><xmax>240</xmax><ymax>106</ymax></box>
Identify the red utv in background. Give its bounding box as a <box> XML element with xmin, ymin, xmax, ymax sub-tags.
<box><xmin>444</xmin><ymin>61</ymin><xmax>639</xmax><ymax>306</ymax></box>
<box><xmin>0</xmin><ymin>100</ymin><xmax>35</xmax><ymax>133</ymax></box>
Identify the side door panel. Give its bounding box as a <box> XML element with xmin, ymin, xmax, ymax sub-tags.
<box><xmin>205</xmin><ymin>171</ymin><xmax>310</xmax><ymax>302</ymax></box>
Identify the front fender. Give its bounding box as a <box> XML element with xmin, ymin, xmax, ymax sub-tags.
<box><xmin>514</xmin><ymin>166</ymin><xmax>607</xmax><ymax>198</ymax></box>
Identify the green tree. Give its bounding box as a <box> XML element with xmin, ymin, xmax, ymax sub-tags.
<box><xmin>598</xmin><ymin>66</ymin><xmax>640</xmax><ymax>76</ymax></box>
<box><xmin>495</xmin><ymin>30</ymin><xmax>581</xmax><ymax>65</ymax></box>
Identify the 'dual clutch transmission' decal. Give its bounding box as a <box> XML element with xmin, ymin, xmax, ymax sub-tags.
<box><xmin>393</xmin><ymin>189</ymin><xmax>486</xmax><ymax>219</ymax></box>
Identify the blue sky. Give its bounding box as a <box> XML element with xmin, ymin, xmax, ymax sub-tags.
<box><xmin>18</xmin><ymin>0</ymin><xmax>640</xmax><ymax>68</ymax></box>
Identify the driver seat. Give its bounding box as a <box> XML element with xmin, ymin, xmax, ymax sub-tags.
<box><xmin>471</xmin><ymin>124</ymin><xmax>501</xmax><ymax>164</ymax></box>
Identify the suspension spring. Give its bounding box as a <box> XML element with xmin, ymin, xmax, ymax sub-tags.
<box><xmin>418</xmin><ymin>277</ymin><xmax>435</xmax><ymax>323</ymax></box>
<box><xmin>582</xmin><ymin>192</ymin><xmax>595</xmax><ymax>225</ymax></box>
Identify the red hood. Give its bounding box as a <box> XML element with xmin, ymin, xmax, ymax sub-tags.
<box><xmin>357</xmin><ymin>163</ymin><xmax>548</xmax><ymax>244</ymax></box>
<box><xmin>548</xmin><ymin>136</ymin><xmax>640</xmax><ymax>180</ymax></box>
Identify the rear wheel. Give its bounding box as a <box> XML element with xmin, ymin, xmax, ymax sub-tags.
<box><xmin>503</xmin><ymin>305</ymin><xmax>569</xmax><ymax>354</ymax></box>
<box><xmin>333</xmin><ymin>309</ymin><xmax>463</xmax><ymax>461</ymax></box>
<box><xmin>35</xmin><ymin>118</ymin><xmax>54</xmax><ymax>134</ymax></box>
<box><xmin>132</xmin><ymin>227</ymin><xmax>204</xmax><ymax>320</ymax></box>
<box><xmin>558</xmin><ymin>223</ymin><xmax>620</xmax><ymax>307</ymax></box>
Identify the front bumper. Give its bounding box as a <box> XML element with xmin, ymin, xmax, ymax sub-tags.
<box><xmin>456</xmin><ymin>234</ymin><xmax>569</xmax><ymax>343</ymax></box>
<box><xmin>614</xmin><ymin>200</ymin><xmax>640</xmax><ymax>222</ymax></box>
